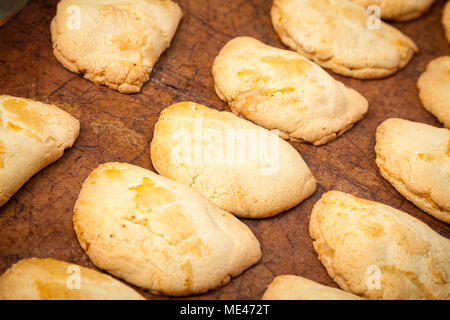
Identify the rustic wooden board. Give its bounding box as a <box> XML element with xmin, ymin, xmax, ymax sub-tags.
<box><xmin>0</xmin><ymin>0</ymin><xmax>449</xmax><ymax>300</ymax></box>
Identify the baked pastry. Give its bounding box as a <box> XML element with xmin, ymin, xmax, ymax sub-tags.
<box><xmin>442</xmin><ymin>1</ymin><xmax>450</xmax><ymax>43</ymax></box>
<box><xmin>375</xmin><ymin>118</ymin><xmax>449</xmax><ymax>223</ymax></box>
<box><xmin>50</xmin><ymin>0</ymin><xmax>182</xmax><ymax>93</ymax></box>
<box><xmin>310</xmin><ymin>191</ymin><xmax>450</xmax><ymax>300</ymax></box>
<box><xmin>0</xmin><ymin>95</ymin><xmax>79</xmax><ymax>207</ymax></box>
<box><xmin>271</xmin><ymin>0</ymin><xmax>418</xmax><ymax>79</ymax></box>
<box><xmin>212</xmin><ymin>37</ymin><xmax>368</xmax><ymax>145</ymax></box>
<box><xmin>417</xmin><ymin>56</ymin><xmax>450</xmax><ymax>128</ymax></box>
<box><xmin>0</xmin><ymin>258</ymin><xmax>145</xmax><ymax>300</ymax></box>
<box><xmin>150</xmin><ymin>102</ymin><xmax>316</xmax><ymax>218</ymax></box>
<box><xmin>262</xmin><ymin>275</ymin><xmax>362</xmax><ymax>300</ymax></box>
<box><xmin>349</xmin><ymin>0</ymin><xmax>436</xmax><ymax>21</ymax></box>
<box><xmin>73</xmin><ymin>162</ymin><xmax>262</xmax><ymax>296</ymax></box>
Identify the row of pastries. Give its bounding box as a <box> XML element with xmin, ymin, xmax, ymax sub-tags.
<box><xmin>0</xmin><ymin>0</ymin><xmax>449</xmax><ymax>299</ymax></box>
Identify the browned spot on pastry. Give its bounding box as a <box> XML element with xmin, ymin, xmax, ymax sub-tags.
<box><xmin>129</xmin><ymin>177</ymin><xmax>180</xmax><ymax>209</ymax></box>
<box><xmin>380</xmin><ymin>266</ymin><xmax>437</xmax><ymax>300</ymax></box>
<box><xmin>36</xmin><ymin>281</ymin><xmax>73</xmax><ymax>300</ymax></box>
<box><xmin>6</xmin><ymin>122</ymin><xmax>22</xmax><ymax>131</ymax></box>
<box><xmin>0</xmin><ymin>140</ymin><xmax>5</xmax><ymax>169</ymax></box>
<box><xmin>418</xmin><ymin>153</ymin><xmax>435</xmax><ymax>161</ymax></box>
<box><xmin>236</xmin><ymin>69</ymin><xmax>270</xmax><ymax>83</ymax></box>
<box><xmin>111</xmin><ymin>33</ymin><xmax>143</xmax><ymax>52</ymax></box>
<box><xmin>3</xmin><ymin>98</ymin><xmax>45</xmax><ymax>140</ymax></box>
<box><xmin>260</xmin><ymin>55</ymin><xmax>311</xmax><ymax>74</ymax></box>
<box><xmin>358</xmin><ymin>220</ymin><xmax>384</xmax><ymax>238</ymax></box>
<box><xmin>103</xmin><ymin>167</ymin><xmax>124</xmax><ymax>180</ymax></box>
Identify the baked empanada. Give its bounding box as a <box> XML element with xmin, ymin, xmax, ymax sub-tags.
<box><xmin>417</xmin><ymin>56</ymin><xmax>450</xmax><ymax>128</ymax></box>
<box><xmin>0</xmin><ymin>95</ymin><xmax>79</xmax><ymax>207</ymax></box>
<box><xmin>375</xmin><ymin>118</ymin><xmax>450</xmax><ymax>223</ymax></box>
<box><xmin>271</xmin><ymin>0</ymin><xmax>418</xmax><ymax>79</ymax></box>
<box><xmin>150</xmin><ymin>102</ymin><xmax>316</xmax><ymax>218</ymax></box>
<box><xmin>262</xmin><ymin>275</ymin><xmax>362</xmax><ymax>300</ymax></box>
<box><xmin>349</xmin><ymin>0</ymin><xmax>436</xmax><ymax>21</ymax></box>
<box><xmin>50</xmin><ymin>0</ymin><xmax>182</xmax><ymax>93</ymax></box>
<box><xmin>0</xmin><ymin>258</ymin><xmax>145</xmax><ymax>300</ymax></box>
<box><xmin>73</xmin><ymin>162</ymin><xmax>261</xmax><ymax>296</ymax></box>
<box><xmin>310</xmin><ymin>191</ymin><xmax>450</xmax><ymax>300</ymax></box>
<box><xmin>212</xmin><ymin>37</ymin><xmax>368</xmax><ymax>145</ymax></box>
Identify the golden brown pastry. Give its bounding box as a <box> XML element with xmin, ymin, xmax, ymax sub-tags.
<box><xmin>310</xmin><ymin>191</ymin><xmax>450</xmax><ymax>300</ymax></box>
<box><xmin>349</xmin><ymin>0</ymin><xmax>436</xmax><ymax>21</ymax></box>
<box><xmin>50</xmin><ymin>0</ymin><xmax>182</xmax><ymax>93</ymax></box>
<box><xmin>262</xmin><ymin>275</ymin><xmax>363</xmax><ymax>300</ymax></box>
<box><xmin>375</xmin><ymin>118</ymin><xmax>450</xmax><ymax>223</ymax></box>
<box><xmin>0</xmin><ymin>258</ymin><xmax>145</xmax><ymax>300</ymax></box>
<box><xmin>271</xmin><ymin>0</ymin><xmax>418</xmax><ymax>79</ymax></box>
<box><xmin>150</xmin><ymin>102</ymin><xmax>316</xmax><ymax>218</ymax></box>
<box><xmin>417</xmin><ymin>56</ymin><xmax>450</xmax><ymax>128</ymax></box>
<box><xmin>73</xmin><ymin>162</ymin><xmax>262</xmax><ymax>296</ymax></box>
<box><xmin>0</xmin><ymin>95</ymin><xmax>79</xmax><ymax>207</ymax></box>
<box><xmin>212</xmin><ymin>37</ymin><xmax>368</xmax><ymax>145</ymax></box>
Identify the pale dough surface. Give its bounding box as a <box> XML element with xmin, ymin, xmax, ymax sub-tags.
<box><xmin>375</xmin><ymin>118</ymin><xmax>450</xmax><ymax>223</ymax></box>
<box><xmin>349</xmin><ymin>0</ymin><xmax>436</xmax><ymax>21</ymax></box>
<box><xmin>309</xmin><ymin>191</ymin><xmax>450</xmax><ymax>300</ymax></box>
<box><xmin>50</xmin><ymin>0</ymin><xmax>182</xmax><ymax>93</ymax></box>
<box><xmin>212</xmin><ymin>37</ymin><xmax>368</xmax><ymax>146</ymax></box>
<box><xmin>0</xmin><ymin>95</ymin><xmax>79</xmax><ymax>207</ymax></box>
<box><xmin>417</xmin><ymin>56</ymin><xmax>450</xmax><ymax>129</ymax></box>
<box><xmin>271</xmin><ymin>0</ymin><xmax>418</xmax><ymax>79</ymax></box>
<box><xmin>262</xmin><ymin>275</ymin><xmax>362</xmax><ymax>300</ymax></box>
<box><xmin>150</xmin><ymin>102</ymin><xmax>316</xmax><ymax>218</ymax></box>
<box><xmin>73</xmin><ymin>162</ymin><xmax>262</xmax><ymax>296</ymax></box>
<box><xmin>0</xmin><ymin>258</ymin><xmax>145</xmax><ymax>300</ymax></box>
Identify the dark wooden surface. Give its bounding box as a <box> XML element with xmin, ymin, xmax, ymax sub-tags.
<box><xmin>0</xmin><ymin>0</ymin><xmax>449</xmax><ymax>300</ymax></box>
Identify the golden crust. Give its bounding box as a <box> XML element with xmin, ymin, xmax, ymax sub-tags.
<box><xmin>375</xmin><ymin>118</ymin><xmax>450</xmax><ymax>223</ymax></box>
<box><xmin>0</xmin><ymin>95</ymin><xmax>79</xmax><ymax>207</ymax></box>
<box><xmin>50</xmin><ymin>0</ymin><xmax>182</xmax><ymax>93</ymax></box>
<box><xmin>212</xmin><ymin>37</ymin><xmax>368</xmax><ymax>145</ymax></box>
<box><xmin>0</xmin><ymin>258</ymin><xmax>145</xmax><ymax>300</ymax></box>
<box><xmin>443</xmin><ymin>1</ymin><xmax>450</xmax><ymax>43</ymax></box>
<box><xmin>73</xmin><ymin>162</ymin><xmax>261</xmax><ymax>296</ymax></box>
<box><xmin>417</xmin><ymin>57</ymin><xmax>450</xmax><ymax>129</ymax></box>
<box><xmin>349</xmin><ymin>0</ymin><xmax>436</xmax><ymax>21</ymax></box>
<box><xmin>309</xmin><ymin>191</ymin><xmax>450</xmax><ymax>300</ymax></box>
<box><xmin>271</xmin><ymin>0</ymin><xmax>418</xmax><ymax>79</ymax></box>
<box><xmin>150</xmin><ymin>101</ymin><xmax>316</xmax><ymax>218</ymax></box>
<box><xmin>262</xmin><ymin>275</ymin><xmax>362</xmax><ymax>300</ymax></box>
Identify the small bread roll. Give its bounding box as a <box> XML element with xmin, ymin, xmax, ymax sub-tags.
<box><xmin>262</xmin><ymin>275</ymin><xmax>362</xmax><ymax>300</ymax></box>
<box><xmin>150</xmin><ymin>102</ymin><xmax>316</xmax><ymax>218</ymax></box>
<box><xmin>0</xmin><ymin>95</ymin><xmax>79</xmax><ymax>207</ymax></box>
<box><xmin>417</xmin><ymin>56</ymin><xmax>450</xmax><ymax>128</ymax></box>
<box><xmin>0</xmin><ymin>258</ymin><xmax>145</xmax><ymax>300</ymax></box>
<box><xmin>73</xmin><ymin>162</ymin><xmax>262</xmax><ymax>296</ymax></box>
<box><xmin>310</xmin><ymin>191</ymin><xmax>450</xmax><ymax>300</ymax></box>
<box><xmin>375</xmin><ymin>118</ymin><xmax>450</xmax><ymax>223</ymax></box>
<box><xmin>271</xmin><ymin>0</ymin><xmax>418</xmax><ymax>79</ymax></box>
<box><xmin>349</xmin><ymin>0</ymin><xmax>436</xmax><ymax>22</ymax></box>
<box><xmin>212</xmin><ymin>37</ymin><xmax>368</xmax><ymax>145</ymax></box>
<box><xmin>50</xmin><ymin>0</ymin><xmax>182</xmax><ymax>93</ymax></box>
